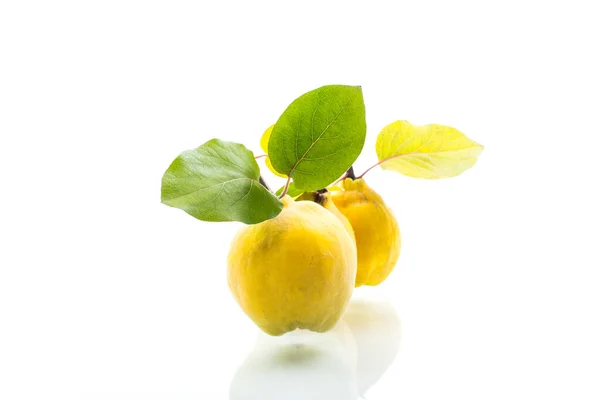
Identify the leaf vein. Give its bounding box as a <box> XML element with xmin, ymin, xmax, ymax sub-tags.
<box><xmin>164</xmin><ymin>178</ymin><xmax>249</xmax><ymax>202</ymax></box>
<box><xmin>303</xmin><ymin>145</ymin><xmax>349</xmax><ymax>161</ymax></box>
<box><xmin>231</xmin><ymin>181</ymin><xmax>253</xmax><ymax>207</ymax></box>
<box><xmin>199</xmin><ymin>150</ymin><xmax>254</xmax><ymax>177</ymax></box>
<box><xmin>288</xmin><ymin>91</ymin><xmax>356</xmax><ymax>176</ymax></box>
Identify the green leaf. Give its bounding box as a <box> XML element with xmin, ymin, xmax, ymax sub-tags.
<box><xmin>375</xmin><ymin>120</ymin><xmax>484</xmax><ymax>179</ymax></box>
<box><xmin>275</xmin><ymin>181</ymin><xmax>305</xmax><ymax>198</ymax></box>
<box><xmin>161</xmin><ymin>139</ymin><xmax>283</xmax><ymax>224</ymax></box>
<box><xmin>268</xmin><ymin>85</ymin><xmax>367</xmax><ymax>191</ymax></box>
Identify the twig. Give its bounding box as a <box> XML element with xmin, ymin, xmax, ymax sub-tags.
<box><xmin>259</xmin><ymin>175</ymin><xmax>272</xmax><ymax>193</ymax></box>
<box><xmin>278</xmin><ymin>176</ymin><xmax>291</xmax><ymax>199</ymax></box>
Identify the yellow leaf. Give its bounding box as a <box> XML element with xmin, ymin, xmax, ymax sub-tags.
<box><xmin>375</xmin><ymin>121</ymin><xmax>483</xmax><ymax>179</ymax></box>
<box><xmin>259</xmin><ymin>125</ymin><xmax>273</xmax><ymax>153</ymax></box>
<box><xmin>260</xmin><ymin>125</ymin><xmax>287</xmax><ymax>178</ymax></box>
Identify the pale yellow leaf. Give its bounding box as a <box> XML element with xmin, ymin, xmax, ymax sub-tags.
<box><xmin>259</xmin><ymin>125</ymin><xmax>273</xmax><ymax>153</ymax></box>
<box><xmin>375</xmin><ymin>120</ymin><xmax>483</xmax><ymax>179</ymax></box>
<box><xmin>260</xmin><ymin>125</ymin><xmax>287</xmax><ymax>178</ymax></box>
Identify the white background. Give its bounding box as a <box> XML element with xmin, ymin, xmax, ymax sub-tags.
<box><xmin>1</xmin><ymin>1</ymin><xmax>599</xmax><ymax>399</ymax></box>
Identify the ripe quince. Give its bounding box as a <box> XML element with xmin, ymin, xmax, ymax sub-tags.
<box><xmin>227</xmin><ymin>195</ymin><xmax>357</xmax><ymax>335</ymax></box>
<box><xmin>331</xmin><ymin>178</ymin><xmax>401</xmax><ymax>287</ymax></box>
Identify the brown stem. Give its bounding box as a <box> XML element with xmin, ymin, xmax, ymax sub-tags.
<box><xmin>346</xmin><ymin>166</ymin><xmax>356</xmax><ymax>180</ymax></box>
<box><xmin>278</xmin><ymin>176</ymin><xmax>291</xmax><ymax>199</ymax></box>
<box><xmin>311</xmin><ymin>188</ymin><xmax>328</xmax><ymax>205</ymax></box>
<box><xmin>259</xmin><ymin>175</ymin><xmax>272</xmax><ymax>193</ymax></box>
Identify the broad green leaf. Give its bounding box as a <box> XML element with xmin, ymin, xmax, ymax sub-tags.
<box><xmin>259</xmin><ymin>125</ymin><xmax>287</xmax><ymax>178</ymax></box>
<box><xmin>161</xmin><ymin>139</ymin><xmax>283</xmax><ymax>224</ymax></box>
<box><xmin>375</xmin><ymin>121</ymin><xmax>484</xmax><ymax>179</ymax></box>
<box><xmin>268</xmin><ymin>85</ymin><xmax>366</xmax><ymax>190</ymax></box>
<box><xmin>275</xmin><ymin>181</ymin><xmax>305</xmax><ymax>198</ymax></box>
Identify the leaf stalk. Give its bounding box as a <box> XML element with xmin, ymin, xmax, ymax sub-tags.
<box><xmin>278</xmin><ymin>176</ymin><xmax>291</xmax><ymax>199</ymax></box>
<box><xmin>357</xmin><ymin>157</ymin><xmax>396</xmax><ymax>179</ymax></box>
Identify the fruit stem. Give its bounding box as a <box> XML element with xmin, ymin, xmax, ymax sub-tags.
<box><xmin>259</xmin><ymin>175</ymin><xmax>272</xmax><ymax>193</ymax></box>
<box><xmin>314</xmin><ymin>188</ymin><xmax>328</xmax><ymax>205</ymax></box>
<box><xmin>278</xmin><ymin>176</ymin><xmax>291</xmax><ymax>199</ymax></box>
<box><xmin>346</xmin><ymin>166</ymin><xmax>356</xmax><ymax>180</ymax></box>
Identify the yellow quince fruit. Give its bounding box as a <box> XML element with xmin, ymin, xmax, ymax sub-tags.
<box><xmin>227</xmin><ymin>195</ymin><xmax>357</xmax><ymax>336</ymax></box>
<box><xmin>331</xmin><ymin>178</ymin><xmax>401</xmax><ymax>287</ymax></box>
<box><xmin>296</xmin><ymin>190</ymin><xmax>356</xmax><ymax>244</ymax></box>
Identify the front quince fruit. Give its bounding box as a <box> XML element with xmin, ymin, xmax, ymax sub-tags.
<box><xmin>227</xmin><ymin>195</ymin><xmax>357</xmax><ymax>335</ymax></box>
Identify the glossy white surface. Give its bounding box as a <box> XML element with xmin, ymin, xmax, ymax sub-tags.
<box><xmin>1</xmin><ymin>1</ymin><xmax>599</xmax><ymax>399</ymax></box>
<box><xmin>229</xmin><ymin>296</ymin><xmax>400</xmax><ymax>400</ymax></box>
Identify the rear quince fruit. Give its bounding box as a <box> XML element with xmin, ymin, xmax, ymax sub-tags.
<box><xmin>331</xmin><ymin>178</ymin><xmax>401</xmax><ymax>287</ymax></box>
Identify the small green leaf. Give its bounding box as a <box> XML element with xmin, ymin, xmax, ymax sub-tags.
<box><xmin>268</xmin><ymin>85</ymin><xmax>367</xmax><ymax>191</ymax></box>
<box><xmin>161</xmin><ymin>139</ymin><xmax>283</xmax><ymax>224</ymax></box>
<box><xmin>275</xmin><ymin>181</ymin><xmax>305</xmax><ymax>198</ymax></box>
<box><xmin>375</xmin><ymin>121</ymin><xmax>484</xmax><ymax>179</ymax></box>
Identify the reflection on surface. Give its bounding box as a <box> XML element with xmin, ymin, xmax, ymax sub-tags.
<box><xmin>229</xmin><ymin>297</ymin><xmax>400</xmax><ymax>399</ymax></box>
<box><xmin>229</xmin><ymin>321</ymin><xmax>358</xmax><ymax>399</ymax></box>
<box><xmin>344</xmin><ymin>298</ymin><xmax>401</xmax><ymax>396</ymax></box>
